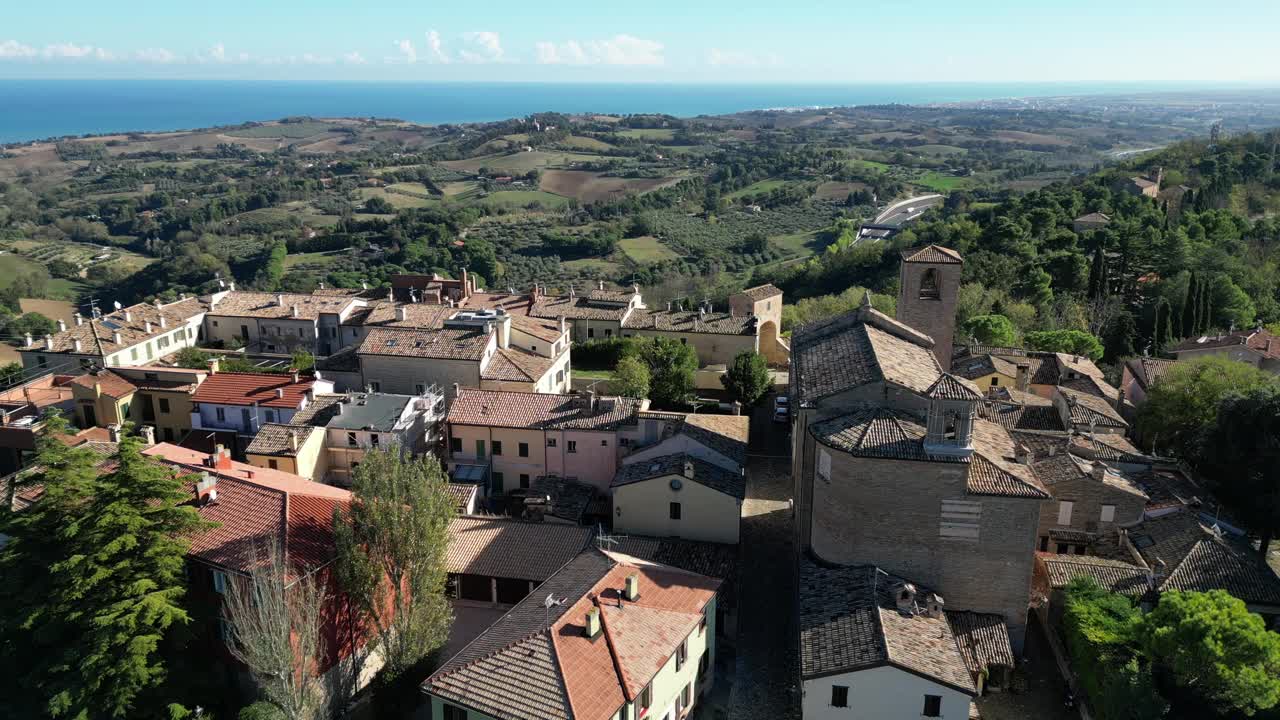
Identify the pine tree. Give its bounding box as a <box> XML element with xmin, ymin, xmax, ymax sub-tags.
<box><xmin>0</xmin><ymin>417</ymin><xmax>209</xmax><ymax>719</ymax></box>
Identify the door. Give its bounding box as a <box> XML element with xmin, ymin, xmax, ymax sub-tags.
<box><xmin>82</xmin><ymin>404</ymin><xmax>97</xmax><ymax>427</ymax></box>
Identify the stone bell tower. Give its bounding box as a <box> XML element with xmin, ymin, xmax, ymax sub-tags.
<box><xmin>896</xmin><ymin>245</ymin><xmax>963</xmax><ymax>370</ymax></box>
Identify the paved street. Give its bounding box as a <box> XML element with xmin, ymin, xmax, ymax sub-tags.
<box><xmin>725</xmin><ymin>398</ymin><xmax>800</xmax><ymax>719</ymax></box>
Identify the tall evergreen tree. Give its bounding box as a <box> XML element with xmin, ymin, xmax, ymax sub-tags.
<box><xmin>0</xmin><ymin>416</ymin><xmax>209</xmax><ymax>719</ymax></box>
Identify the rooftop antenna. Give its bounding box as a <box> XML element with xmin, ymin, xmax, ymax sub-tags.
<box><xmin>542</xmin><ymin>593</ymin><xmax>566</xmax><ymax>628</ymax></box>
<box><xmin>81</xmin><ymin>297</ymin><xmax>101</xmax><ymax>319</ymax></box>
<box><xmin>595</xmin><ymin>523</ymin><xmax>620</xmax><ymax>552</ymax></box>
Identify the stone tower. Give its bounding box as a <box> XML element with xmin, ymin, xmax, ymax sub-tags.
<box><xmin>896</xmin><ymin>245</ymin><xmax>963</xmax><ymax>371</ymax></box>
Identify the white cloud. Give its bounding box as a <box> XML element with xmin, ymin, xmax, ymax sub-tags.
<box><xmin>0</xmin><ymin>40</ymin><xmax>37</xmax><ymax>58</ymax></box>
<box><xmin>392</xmin><ymin>38</ymin><xmax>417</xmax><ymax>64</ymax></box>
<box><xmin>707</xmin><ymin>48</ymin><xmax>781</xmax><ymax>68</ymax></box>
<box><xmin>459</xmin><ymin>31</ymin><xmax>503</xmax><ymax>63</ymax></box>
<box><xmin>343</xmin><ymin>51</ymin><xmax>367</xmax><ymax>65</ymax></box>
<box><xmin>301</xmin><ymin>53</ymin><xmax>334</xmax><ymax>65</ymax></box>
<box><xmin>135</xmin><ymin>47</ymin><xmax>177</xmax><ymax>64</ymax></box>
<box><xmin>210</xmin><ymin>42</ymin><xmax>226</xmax><ymax>62</ymax></box>
<box><xmin>42</xmin><ymin>42</ymin><xmax>95</xmax><ymax>58</ymax></box>
<box><xmin>425</xmin><ymin>30</ymin><xmax>450</xmax><ymax>64</ymax></box>
<box><xmin>535</xmin><ymin>35</ymin><xmax>664</xmax><ymax>66</ymax></box>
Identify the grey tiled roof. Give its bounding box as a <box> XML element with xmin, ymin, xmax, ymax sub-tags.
<box><xmin>738</xmin><ymin>283</ymin><xmax>783</xmax><ymax>301</ymax></box>
<box><xmin>947</xmin><ymin>610</ymin><xmax>1017</xmax><ymax>675</ymax></box>
<box><xmin>621</xmin><ymin>309</ymin><xmax>756</xmax><ymax>335</ymax></box>
<box><xmin>978</xmin><ymin>401</ymin><xmax>1066</xmax><ymax>432</ymax></box>
<box><xmin>811</xmin><ymin>409</ymin><xmax>1049</xmax><ymax>499</ymax></box>
<box><xmin>791</xmin><ymin>303</ymin><xmax>941</xmax><ymax>404</ymax></box>
<box><xmin>445</xmin><ymin>516</ymin><xmax>593</xmax><ymax>581</ymax></box>
<box><xmin>529</xmin><ymin>475</ymin><xmax>598</xmax><ymax>523</ymax></box>
<box><xmin>1124</xmin><ymin>356</ymin><xmax>1176</xmax><ymax>389</ymax></box>
<box><xmin>609</xmin><ymin>535</ymin><xmax>738</xmax><ymax>606</ymax></box>
<box><xmin>1040</xmin><ymin>554</ymin><xmax>1150</xmax><ymax>595</ymax></box>
<box><xmin>612</xmin><ymin>453</ymin><xmax>746</xmax><ymax>500</ymax></box>
<box><xmin>244</xmin><ymin>423</ymin><xmax>321</xmax><ymax>457</ymax></box>
<box><xmin>952</xmin><ymin>354</ymin><xmax>1020</xmax><ymax>381</ymax></box>
<box><xmin>799</xmin><ymin>558</ymin><xmax>979</xmax><ymax>693</ymax></box>
<box><xmin>1129</xmin><ymin>510</ymin><xmax>1280</xmax><ymax>605</ymax></box>
<box><xmin>926</xmin><ymin>374</ymin><xmax>983</xmax><ymax>401</ymax></box>
<box><xmin>633</xmin><ymin>412</ymin><xmax>750</xmax><ymax>466</ymax></box>
<box><xmin>1059</xmin><ymin>387</ymin><xmax>1127</xmax><ymax>428</ymax></box>
<box><xmin>357</xmin><ymin>326</ymin><xmax>490</xmax><ymax>360</ymax></box>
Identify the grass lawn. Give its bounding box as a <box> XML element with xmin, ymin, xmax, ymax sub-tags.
<box><xmin>284</xmin><ymin>249</ymin><xmax>347</xmax><ymax>269</ymax></box>
<box><xmin>617</xmin><ymin>128</ymin><xmax>676</xmax><ymax>141</ymax></box>
<box><xmin>911</xmin><ymin>171</ymin><xmax>975</xmax><ymax>192</ymax></box>
<box><xmin>725</xmin><ymin>179</ymin><xmax>791</xmax><ymax>200</ymax></box>
<box><xmin>573</xmin><ymin>369</ymin><xmax>613</xmax><ymax>380</ymax></box>
<box><xmin>224</xmin><ymin>121</ymin><xmax>333</xmax><ymax>139</ymax></box>
<box><xmin>562</xmin><ymin>258</ymin><xmax>624</xmax><ymax>275</ymax></box>
<box><xmin>848</xmin><ymin>158</ymin><xmax>891</xmax><ymax>173</ymax></box>
<box><xmin>441</xmin><ymin>151</ymin><xmax>602</xmax><ymax>174</ymax></box>
<box><xmin>562</xmin><ymin>135</ymin><xmax>614</xmax><ymax>152</ymax></box>
<box><xmin>769</xmin><ymin>230</ymin><xmax>827</xmax><ymax>257</ymax></box>
<box><xmin>475</xmin><ymin>190</ymin><xmax>570</xmax><ymax>209</ymax></box>
<box><xmin>358</xmin><ymin>187</ymin><xmax>435</xmax><ymax>209</ymax></box>
<box><xmin>0</xmin><ymin>252</ymin><xmax>42</xmax><ymax>289</ymax></box>
<box><xmin>618</xmin><ymin>236</ymin><xmax>680</xmax><ymax>264</ymax></box>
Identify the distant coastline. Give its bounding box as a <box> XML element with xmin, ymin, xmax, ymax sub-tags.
<box><xmin>0</xmin><ymin>79</ymin><xmax>1264</xmax><ymax>144</ymax></box>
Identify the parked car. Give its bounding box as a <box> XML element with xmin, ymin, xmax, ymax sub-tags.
<box><xmin>773</xmin><ymin>406</ymin><xmax>789</xmax><ymax>423</ymax></box>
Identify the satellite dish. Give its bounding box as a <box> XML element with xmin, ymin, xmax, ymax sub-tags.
<box><xmin>669</xmin><ymin>478</ymin><xmax>683</xmax><ymax>491</ymax></box>
<box><xmin>113</xmin><ymin>301</ymin><xmax>122</xmax><ymax>310</ymax></box>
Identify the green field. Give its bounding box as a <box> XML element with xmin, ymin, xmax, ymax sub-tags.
<box><xmin>284</xmin><ymin>249</ymin><xmax>347</xmax><ymax>269</ymax></box>
<box><xmin>769</xmin><ymin>230</ymin><xmax>827</xmax><ymax>257</ymax></box>
<box><xmin>441</xmin><ymin>151</ymin><xmax>602</xmax><ymax>174</ymax></box>
<box><xmin>562</xmin><ymin>257</ymin><xmax>624</xmax><ymax>275</ymax></box>
<box><xmin>617</xmin><ymin>128</ymin><xmax>676</xmax><ymax>141</ymax></box>
<box><xmin>359</xmin><ymin>187</ymin><xmax>435</xmax><ymax>209</ymax></box>
<box><xmin>224</xmin><ymin>122</ymin><xmax>334</xmax><ymax>139</ymax></box>
<box><xmin>618</xmin><ymin>236</ymin><xmax>679</xmax><ymax>264</ymax></box>
<box><xmin>849</xmin><ymin>158</ymin><xmax>892</xmax><ymax>172</ymax></box>
<box><xmin>910</xmin><ymin>171</ymin><xmax>975</xmax><ymax>192</ymax></box>
<box><xmin>475</xmin><ymin>190</ymin><xmax>570</xmax><ymax>209</ymax></box>
<box><xmin>562</xmin><ymin>135</ymin><xmax>614</xmax><ymax>152</ymax></box>
<box><xmin>725</xmin><ymin>179</ymin><xmax>796</xmax><ymax>200</ymax></box>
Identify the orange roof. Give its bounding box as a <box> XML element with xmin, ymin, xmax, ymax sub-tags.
<box><xmin>143</xmin><ymin>443</ymin><xmax>350</xmax><ymax>499</ymax></box>
<box><xmin>191</xmin><ymin>372</ymin><xmax>315</xmax><ymax>408</ymax></box>
<box><xmin>66</xmin><ymin>369</ymin><xmax>137</xmax><ymax>399</ymax></box>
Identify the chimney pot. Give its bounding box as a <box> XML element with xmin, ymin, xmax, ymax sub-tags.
<box><xmin>57</xmin><ymin>319</ymin><xmax>67</xmax><ymax>332</ymax></box>
<box><xmin>154</xmin><ymin>298</ymin><xmax>162</xmax><ymax>309</ymax></box>
<box><xmin>275</xmin><ymin>388</ymin><xmax>285</xmax><ymax>399</ymax></box>
<box><xmin>276</xmin><ymin>294</ymin><xmax>285</xmax><ymax>307</ymax></box>
<box><xmin>290</xmin><ymin>370</ymin><xmax>300</xmax><ymax>384</ymax></box>
<box><xmin>289</xmin><ymin>431</ymin><xmax>298</xmax><ymax>452</ymax></box>
<box><xmin>124</xmin><ymin>309</ymin><xmax>132</xmax><ymax>322</ymax></box>
<box><xmin>207</xmin><ymin>357</ymin><xmax>220</xmax><ymax>375</ymax></box>
<box><xmin>229</xmin><ymin>281</ymin><xmax>236</xmax><ymax>291</ymax></box>
<box><xmin>893</xmin><ymin>582</ymin><xmax>917</xmax><ymax>614</ymax></box>
<box><xmin>139</xmin><ymin>425</ymin><xmax>156</xmax><ymax>446</ymax></box>
<box><xmin>24</xmin><ymin>333</ymin><xmax>33</xmax><ymax>347</ymax></box>
<box><xmin>396</xmin><ymin>306</ymin><xmax>408</xmax><ymax>322</ymax></box>
<box><xmin>72</xmin><ymin>338</ymin><xmax>82</xmax><ymax>352</ymax></box>
<box><xmin>291</xmin><ymin>304</ymin><xmax>300</xmax><ymax>318</ymax></box>
<box><xmin>107</xmin><ymin>424</ymin><xmax>122</xmax><ymax>443</ymax></box>
<box><xmin>924</xmin><ymin>592</ymin><xmax>945</xmax><ymax>619</ymax></box>
<box><xmin>144</xmin><ymin>321</ymin><xmax>152</xmax><ymax>333</ymax></box>
<box><xmin>112</xmin><ymin>331</ymin><xmax>122</xmax><ymax>345</ymax></box>
<box><xmin>74</xmin><ymin>313</ymin><xmax>84</xmax><ymax>326</ymax></box>
<box><xmin>44</xmin><ymin>334</ymin><xmax>55</xmax><ymax>350</ymax></box>
<box><xmin>624</xmin><ymin>574</ymin><xmax>640</xmax><ymax>601</ymax></box>
<box><xmin>598</xmin><ymin>280</ymin><xmax>605</xmax><ymax>291</ymax></box>
<box><xmin>159</xmin><ymin>315</ymin><xmax>167</xmax><ymax>328</ymax></box>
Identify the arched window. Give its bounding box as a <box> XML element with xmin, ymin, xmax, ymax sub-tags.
<box><xmin>919</xmin><ymin>268</ymin><xmax>940</xmax><ymax>299</ymax></box>
<box><xmin>943</xmin><ymin>411</ymin><xmax>958</xmax><ymax>440</ymax></box>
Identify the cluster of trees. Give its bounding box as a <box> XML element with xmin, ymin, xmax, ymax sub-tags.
<box><xmin>1063</xmin><ymin>577</ymin><xmax>1280</xmax><ymax>718</ymax></box>
<box><xmin>1137</xmin><ymin>356</ymin><xmax>1280</xmax><ymax>552</ymax></box>
<box><xmin>0</xmin><ymin>413</ymin><xmax>457</xmax><ymax>720</ymax></box>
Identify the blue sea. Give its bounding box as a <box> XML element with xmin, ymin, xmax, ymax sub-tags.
<box><xmin>0</xmin><ymin>79</ymin><xmax>1243</xmax><ymax>144</ymax></box>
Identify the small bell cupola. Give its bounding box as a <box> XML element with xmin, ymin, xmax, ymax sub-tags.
<box><xmin>923</xmin><ymin>373</ymin><xmax>982</xmax><ymax>459</ymax></box>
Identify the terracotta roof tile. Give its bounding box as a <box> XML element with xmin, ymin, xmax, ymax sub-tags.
<box><xmin>208</xmin><ymin>291</ymin><xmax>358</xmax><ymax>321</ymax></box>
<box><xmin>738</xmin><ymin>283</ymin><xmax>783</xmax><ymax>301</ymax></box>
<box><xmin>481</xmin><ymin>347</ymin><xmax>558</xmax><ymax>383</ymax></box>
<box><xmin>21</xmin><ymin>297</ymin><xmax>207</xmax><ymax>356</ymax></box>
<box><xmin>356</xmin><ymin>327</ymin><xmax>490</xmax><ymax>360</ymax></box>
<box><xmin>445</xmin><ymin>516</ymin><xmax>593</xmax><ymax>581</ymax></box>
<box><xmin>244</xmin><ymin>423</ymin><xmax>322</xmax><ymax>457</ymax></box>
<box><xmin>191</xmin><ymin>372</ymin><xmax>317</xmax><ymax>409</ymax></box>
<box><xmin>622</xmin><ymin>309</ymin><xmax>756</xmax><ymax>335</ymax></box>
<box><xmin>901</xmin><ymin>244</ymin><xmax>963</xmax><ymax>264</ymax></box>
<box><xmin>1039</xmin><ymin>554</ymin><xmax>1150</xmax><ymax>595</ymax></box>
<box><xmin>66</xmin><ymin>369</ymin><xmax>137</xmax><ymax>399</ymax></box>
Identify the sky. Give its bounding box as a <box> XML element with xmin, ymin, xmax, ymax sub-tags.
<box><xmin>2</xmin><ymin>0</ymin><xmax>1278</xmax><ymax>84</ymax></box>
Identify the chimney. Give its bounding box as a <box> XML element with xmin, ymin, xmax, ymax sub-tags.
<box><xmin>497</xmin><ymin>315</ymin><xmax>511</xmax><ymax>350</ymax></box>
<box><xmin>666</xmin><ymin>301</ymin><xmax>672</xmax><ymax>312</ymax></box>
<box><xmin>74</xmin><ymin>313</ymin><xmax>84</xmax><ymax>326</ymax></box>
<box><xmin>123</xmin><ymin>309</ymin><xmax>132</xmax><ymax>322</ymax></box>
<box><xmin>159</xmin><ymin>314</ymin><xmax>168</xmax><ymax>328</ymax></box>
<box><xmin>290</xmin><ymin>370</ymin><xmax>300</xmax><ymax>384</ymax></box>
<box><xmin>107</xmin><ymin>424</ymin><xmax>122</xmax><ymax>443</ymax></box>
<box><xmin>683</xmin><ymin>458</ymin><xmax>695</xmax><ymax>479</ymax></box>
<box><xmin>44</xmin><ymin>334</ymin><xmax>54</xmax><ymax>350</ymax></box>
<box><xmin>361</xmin><ymin>281</ymin><xmax>368</xmax><ymax>291</ymax></box>
<box><xmin>461</xmin><ymin>268</ymin><xmax>470</xmax><ymax>299</ymax></box>
<box><xmin>153</xmin><ymin>298</ymin><xmax>163</xmax><ymax>310</ymax></box>
<box><xmin>291</xmin><ymin>305</ymin><xmax>300</xmax><ymax>319</ymax></box>
<box><xmin>72</xmin><ymin>339</ymin><xmax>82</xmax><ymax>353</ymax></box>
<box><xmin>1091</xmin><ymin>462</ymin><xmax>1108</xmax><ymax>482</ymax></box>
<box><xmin>585</xmin><ymin>607</ymin><xmax>602</xmax><ymax>639</ymax></box>
<box><xmin>24</xmin><ymin>332</ymin><xmax>33</xmax><ymax>347</ymax></box>
<box><xmin>624</xmin><ymin>574</ymin><xmax>640</xmax><ymax>601</ymax></box>
<box><xmin>597</xmin><ymin>280</ymin><xmax>605</xmax><ymax>291</ymax></box>
<box><xmin>924</xmin><ymin>592</ymin><xmax>945</xmax><ymax>619</ymax></box>
<box><xmin>276</xmin><ymin>294</ymin><xmax>285</xmax><ymax>307</ymax></box>
<box><xmin>1015</xmin><ymin>363</ymin><xmax>1030</xmax><ymax>392</ymax></box>
<box><xmin>1015</xmin><ymin>444</ymin><xmax>1032</xmax><ymax>465</ymax></box>
<box><xmin>452</xmin><ymin>382</ymin><xmax>461</xmax><ymax>400</ymax></box>
<box><xmin>559</xmin><ymin>315</ymin><xmax>567</xmax><ymax>335</ymax></box>
<box><xmin>893</xmin><ymin>582</ymin><xmax>917</xmax><ymax>614</ymax></box>
<box><xmin>139</xmin><ymin>425</ymin><xmax>156</xmax><ymax>446</ymax></box>
<box><xmin>57</xmin><ymin>319</ymin><xmax>67</xmax><ymax>332</ymax></box>
<box><xmin>335</xmin><ymin>401</ymin><xmax>344</xmax><ymax>415</ymax></box>
<box><xmin>144</xmin><ymin>321</ymin><xmax>152</xmax><ymax>333</ymax></box>
<box><xmin>196</xmin><ymin>474</ymin><xmax>218</xmax><ymax>505</ymax></box>
<box><xmin>112</xmin><ymin>330</ymin><xmax>122</xmax><ymax>345</ymax></box>
<box><xmin>207</xmin><ymin>357</ymin><xmax>220</xmax><ymax>375</ymax></box>
<box><xmin>304</xmin><ymin>388</ymin><xmax>314</xmax><ymax>403</ymax></box>
<box><xmin>289</xmin><ymin>430</ymin><xmax>298</xmax><ymax>452</ymax></box>
<box><xmin>204</xmin><ymin>445</ymin><xmax>232</xmax><ymax>471</ymax></box>
<box><xmin>229</xmin><ymin>281</ymin><xmax>236</xmax><ymax>291</ymax></box>
<box><xmin>396</xmin><ymin>306</ymin><xmax>408</xmax><ymax>322</ymax></box>
<box><xmin>731</xmin><ymin>401</ymin><xmax>742</xmax><ymax>416</ymax></box>
<box><xmin>92</xmin><ymin>380</ymin><xmax>102</xmax><ymax>397</ymax></box>
<box><xmin>275</xmin><ymin>388</ymin><xmax>285</xmax><ymax>399</ymax></box>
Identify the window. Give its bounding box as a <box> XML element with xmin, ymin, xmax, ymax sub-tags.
<box><xmin>604</xmin><ymin>329</ymin><xmax>613</xmax><ymax>338</ymax></box>
<box><xmin>1039</xmin><ymin>536</ymin><xmax>1050</xmax><ymax>552</ymax></box>
<box><xmin>620</xmin><ymin>437</ymin><xmax>630</xmax><ymax>447</ymax></box>
<box><xmin>670</xmin><ymin>502</ymin><xmax>682</xmax><ymax>520</ymax></box>
<box><xmin>370</xmin><ymin>433</ymin><xmax>379</xmax><ymax>448</ymax></box>
<box><xmin>268</xmin><ymin>459</ymin><xmax>278</xmax><ymax>470</ymax></box>
<box><xmin>159</xmin><ymin>397</ymin><xmax>170</xmax><ymax>414</ymax></box>
<box><xmin>990</xmin><ymin>376</ymin><xmax>999</xmax><ymax>386</ymax></box>
<box><xmin>265</xmin><ymin>409</ymin><xmax>276</xmax><ymax>423</ymax></box>
<box><xmin>519</xmin><ymin>442</ymin><xmax>529</xmax><ymax>457</ymax></box>
<box><xmin>241</xmin><ymin>408</ymin><xmax>251</xmax><ymax>428</ymax></box>
<box><xmin>940</xmin><ymin>499</ymin><xmax>981</xmax><ymax>540</ymax></box>
<box><xmin>450</xmin><ymin>437</ymin><xmax>462</xmax><ymax>454</ymax></box>
<box><xmin>345</xmin><ymin>432</ymin><xmax>357</xmax><ymax>447</ymax></box>
<box><xmin>923</xmin><ymin>695</ymin><xmax>942</xmax><ymax>717</ymax></box>
<box><xmin>218</xmin><ymin>617</ymin><xmax>235</xmax><ymax>646</ymax></box>
<box><xmin>211</xmin><ymin>569</ymin><xmax>228</xmax><ymax>594</ymax></box>
<box><xmin>675</xmin><ymin>638</ymin><xmax>688</xmax><ymax>671</ymax></box>
<box><xmin>1056</xmin><ymin>543</ymin><xmax>1069</xmax><ymax>554</ymax></box>
<box><xmin>492</xmin><ymin>441</ymin><xmax>503</xmax><ymax>456</ymax></box>
<box><xmin>830</xmin><ymin>685</ymin><xmax>849</xmax><ymax>708</ymax></box>
<box><xmin>601</xmin><ymin>439</ymin><xmax>608</xmax><ymax>446</ymax></box>
<box><xmin>37</xmin><ymin>355</ymin><xmax>47</xmax><ymax>368</ymax></box>
<box><xmin>519</xmin><ymin>473</ymin><xmax>530</xmax><ymax>489</ymax></box>
<box><xmin>1100</xmin><ymin>504</ymin><xmax>1116</xmax><ymax>522</ymax></box>
<box><xmin>587</xmin><ymin>328</ymin><xmax>595</xmax><ymax>339</ymax></box>
<box><xmin>698</xmin><ymin>652</ymin><xmax>709</xmax><ymax>678</ymax></box>
<box><xmin>681</xmin><ymin>683</ymin><xmax>691</xmax><ymax>710</ymax></box>
<box><xmin>492</xmin><ymin>471</ymin><xmax>504</xmax><ymax>489</ymax></box>
<box><xmin>146</xmin><ymin>344</ymin><xmax>153</xmax><ymax>359</ymax></box>
<box><xmin>680</xmin><ymin>337</ymin><xmax>687</xmax><ymax>344</ymax></box>
<box><xmin>1057</xmin><ymin>500</ymin><xmax>1074</xmax><ymax>525</ymax></box>
<box><xmin>567</xmin><ymin>440</ymin><xmax>577</xmax><ymax>454</ymax></box>
<box><xmin>369</xmin><ymin>381</ymin><xmax>381</xmax><ymax>392</ymax></box>
<box><xmin>130</xmin><ymin>348</ymin><xmax>138</xmax><ymax>361</ymax></box>
<box><xmin>475</xmin><ymin>440</ymin><xmax>486</xmax><ymax>458</ymax></box>
<box><xmin>547</xmin><ymin>438</ymin><xmax>557</xmax><ymax>448</ymax></box>
<box><xmin>919</xmin><ymin>269</ymin><xmax>940</xmax><ymax>300</ymax></box>
<box><xmin>415</xmin><ymin>383</ymin><xmax>426</xmax><ymax>395</ymax></box>
<box><xmin>215</xmin><ymin>407</ymin><xmax>226</xmax><ymax>422</ymax></box>
<box><xmin>637</xmin><ymin>684</ymin><xmax>651</xmax><ymax>716</ymax></box>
